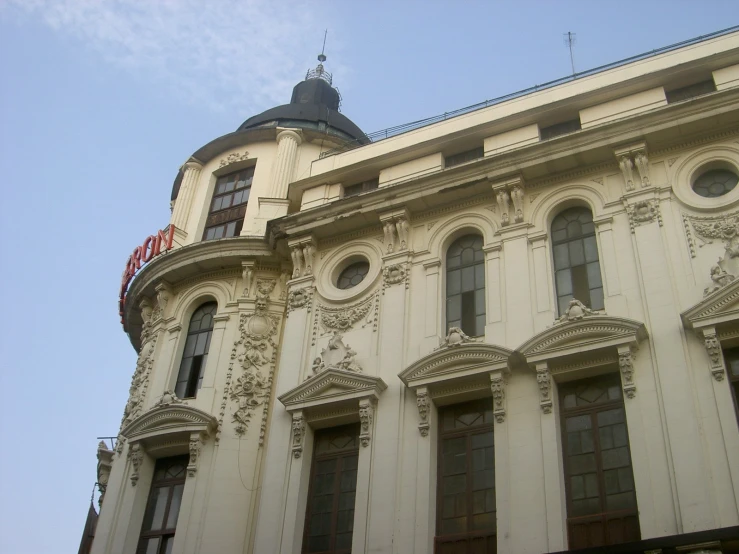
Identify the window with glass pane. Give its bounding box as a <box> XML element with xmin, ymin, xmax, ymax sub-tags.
<box><xmin>446</xmin><ymin>235</ymin><xmax>486</xmax><ymax>337</ymax></box>
<box><xmin>551</xmin><ymin>207</ymin><xmax>604</xmax><ymax>315</ymax></box>
<box><xmin>303</xmin><ymin>424</ymin><xmax>360</xmax><ymax>554</ymax></box>
<box><xmin>560</xmin><ymin>374</ymin><xmax>640</xmax><ymax>549</ymax></box>
<box><xmin>137</xmin><ymin>456</ymin><xmax>188</xmax><ymax>554</ymax></box>
<box><xmin>174</xmin><ymin>303</ymin><xmax>216</xmax><ymax>399</ymax></box>
<box><xmin>722</xmin><ymin>347</ymin><xmax>739</xmax><ymax>425</ymax></box>
<box><xmin>203</xmin><ymin>166</ymin><xmax>254</xmax><ymax>240</ymax></box>
<box><xmin>436</xmin><ymin>398</ymin><xmax>496</xmax><ymax>554</ymax></box>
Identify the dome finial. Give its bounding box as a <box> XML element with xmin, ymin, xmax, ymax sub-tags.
<box><xmin>306</xmin><ymin>30</ymin><xmax>332</xmax><ymax>84</ymax></box>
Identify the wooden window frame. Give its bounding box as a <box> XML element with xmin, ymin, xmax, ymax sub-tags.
<box><xmin>551</xmin><ymin>207</ymin><xmax>604</xmax><ymax>315</ymax></box>
<box><xmin>435</xmin><ymin>398</ymin><xmax>496</xmax><ymax>554</ymax></box>
<box><xmin>560</xmin><ymin>375</ymin><xmax>640</xmax><ymax>549</ymax></box>
<box><xmin>446</xmin><ymin>234</ymin><xmax>486</xmax><ymax>337</ymax></box>
<box><xmin>137</xmin><ymin>455</ymin><xmax>188</xmax><ymax>554</ymax></box>
<box><xmin>174</xmin><ymin>302</ymin><xmax>216</xmax><ymax>399</ymax></box>
<box><xmin>302</xmin><ymin>425</ymin><xmax>360</xmax><ymax>554</ymax></box>
<box><xmin>202</xmin><ymin>166</ymin><xmax>254</xmax><ymax>240</ymax></box>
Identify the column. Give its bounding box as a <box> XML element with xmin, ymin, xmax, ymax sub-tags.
<box><xmin>171</xmin><ymin>160</ymin><xmax>203</xmax><ymax>234</ymax></box>
<box><xmin>271</xmin><ymin>129</ymin><xmax>302</xmax><ymax>199</ymax></box>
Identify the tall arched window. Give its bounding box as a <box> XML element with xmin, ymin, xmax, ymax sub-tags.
<box><xmin>446</xmin><ymin>234</ymin><xmax>485</xmax><ymax>337</ymax></box>
<box><xmin>174</xmin><ymin>302</ymin><xmax>217</xmax><ymax>399</ymax></box>
<box><xmin>551</xmin><ymin>207</ymin><xmax>603</xmax><ymax>315</ymax></box>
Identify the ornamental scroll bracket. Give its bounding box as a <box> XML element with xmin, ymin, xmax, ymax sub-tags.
<box><xmin>288</xmin><ymin>236</ymin><xmax>317</xmax><ymax>279</ymax></box>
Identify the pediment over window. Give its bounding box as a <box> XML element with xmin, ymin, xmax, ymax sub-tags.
<box><xmin>682</xmin><ymin>279</ymin><xmax>739</xmax><ymax>333</ymax></box>
<box><xmin>399</xmin><ymin>343</ymin><xmax>512</xmax><ymax>390</ymax></box>
<box><xmin>515</xmin><ymin>315</ymin><xmax>648</xmax><ymax>366</ymax></box>
<box><xmin>279</xmin><ymin>368</ymin><xmax>387</xmax><ymax>413</ymax></box>
<box><xmin>121</xmin><ymin>404</ymin><xmax>218</xmax><ymax>444</ymax></box>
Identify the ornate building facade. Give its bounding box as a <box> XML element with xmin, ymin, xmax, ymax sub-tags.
<box><xmin>87</xmin><ymin>30</ymin><xmax>739</xmax><ymax>554</ymax></box>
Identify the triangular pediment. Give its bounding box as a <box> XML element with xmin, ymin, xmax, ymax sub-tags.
<box><xmin>682</xmin><ymin>279</ymin><xmax>739</xmax><ymax>331</ymax></box>
<box><xmin>121</xmin><ymin>404</ymin><xmax>217</xmax><ymax>443</ymax></box>
<box><xmin>399</xmin><ymin>343</ymin><xmax>511</xmax><ymax>389</ymax></box>
<box><xmin>515</xmin><ymin>316</ymin><xmax>647</xmax><ymax>364</ymax></box>
<box><xmin>279</xmin><ymin>369</ymin><xmax>387</xmax><ymax>412</ymax></box>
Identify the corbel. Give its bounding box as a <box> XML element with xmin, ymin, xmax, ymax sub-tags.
<box><xmin>379</xmin><ymin>207</ymin><xmax>411</xmax><ymax>254</ymax></box>
<box><xmin>614</xmin><ymin>141</ymin><xmax>650</xmax><ymax>191</ymax></box>
<box><xmin>359</xmin><ymin>398</ymin><xmax>375</xmax><ymax>447</ymax></box>
<box><xmin>416</xmin><ymin>387</ymin><xmax>430</xmax><ymax>436</ymax></box>
<box><xmin>701</xmin><ymin>327</ymin><xmax>726</xmax><ymax>381</ymax></box>
<box><xmin>535</xmin><ymin>362</ymin><xmax>553</xmax><ymax>414</ymax></box>
<box><xmin>617</xmin><ymin>345</ymin><xmax>637</xmax><ymax>398</ymax></box>
<box><xmin>128</xmin><ymin>442</ymin><xmax>145</xmax><ymax>486</ymax></box>
<box><xmin>155</xmin><ymin>281</ymin><xmax>174</xmax><ymax>317</ymax></box>
<box><xmin>241</xmin><ymin>260</ymin><xmax>256</xmax><ymax>298</ymax></box>
<box><xmin>490</xmin><ymin>371</ymin><xmax>506</xmax><ymax>423</ymax></box>
<box><xmin>489</xmin><ymin>174</ymin><xmax>526</xmax><ymax>225</ymax></box>
<box><xmin>187</xmin><ymin>432</ymin><xmax>205</xmax><ymax>477</ymax></box>
<box><xmin>287</xmin><ymin>235</ymin><xmax>317</xmax><ymax>279</ymax></box>
<box><xmin>291</xmin><ymin>411</ymin><xmax>306</xmax><ymax>458</ymax></box>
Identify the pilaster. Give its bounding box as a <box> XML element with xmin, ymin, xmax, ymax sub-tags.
<box><xmin>271</xmin><ymin>129</ymin><xmax>302</xmax><ymax>199</ymax></box>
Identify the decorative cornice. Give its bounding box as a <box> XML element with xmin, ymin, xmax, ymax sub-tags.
<box><xmin>279</xmin><ymin>368</ymin><xmax>387</xmax><ymax>411</ymax></box>
<box><xmin>682</xmin><ymin>278</ymin><xmax>739</xmax><ymax>330</ymax></box>
<box><xmin>515</xmin><ymin>315</ymin><xmax>647</xmax><ymax>364</ymax></box>
<box><xmin>399</xmin><ymin>343</ymin><xmax>512</xmax><ymax>388</ymax></box>
<box><xmin>121</xmin><ymin>404</ymin><xmax>217</xmax><ymax>444</ymax></box>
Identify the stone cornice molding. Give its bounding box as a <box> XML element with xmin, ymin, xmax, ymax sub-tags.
<box><xmin>682</xmin><ymin>278</ymin><xmax>739</xmax><ymax>331</ymax></box>
<box><xmin>514</xmin><ymin>315</ymin><xmax>648</xmax><ymax>366</ymax></box>
<box><xmin>278</xmin><ymin>368</ymin><xmax>387</xmax><ymax>413</ymax></box>
<box><xmin>121</xmin><ymin>404</ymin><xmax>217</xmax><ymax>444</ymax></box>
<box><xmin>399</xmin><ymin>343</ymin><xmax>512</xmax><ymax>389</ymax></box>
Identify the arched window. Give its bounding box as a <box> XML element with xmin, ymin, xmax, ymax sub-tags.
<box><xmin>174</xmin><ymin>302</ymin><xmax>217</xmax><ymax>399</ymax></box>
<box><xmin>551</xmin><ymin>207</ymin><xmax>603</xmax><ymax>315</ymax></box>
<box><xmin>446</xmin><ymin>234</ymin><xmax>485</xmax><ymax>337</ymax></box>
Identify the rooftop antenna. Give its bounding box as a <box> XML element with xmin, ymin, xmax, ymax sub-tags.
<box><xmin>319</xmin><ymin>29</ymin><xmax>327</xmax><ymax>64</ymax></box>
<box><xmin>563</xmin><ymin>31</ymin><xmax>576</xmax><ymax>75</ymax></box>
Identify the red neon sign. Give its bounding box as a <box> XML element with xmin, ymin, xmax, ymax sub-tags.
<box><xmin>119</xmin><ymin>225</ymin><xmax>176</xmax><ymax>323</ymax></box>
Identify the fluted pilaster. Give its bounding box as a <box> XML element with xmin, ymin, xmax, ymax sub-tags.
<box><xmin>271</xmin><ymin>130</ymin><xmax>301</xmax><ymax>199</ymax></box>
<box><xmin>171</xmin><ymin>160</ymin><xmax>203</xmax><ymax>231</ymax></box>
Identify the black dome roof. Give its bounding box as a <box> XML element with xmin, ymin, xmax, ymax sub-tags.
<box><xmin>238</xmin><ymin>77</ymin><xmax>368</xmax><ymax>144</ymax></box>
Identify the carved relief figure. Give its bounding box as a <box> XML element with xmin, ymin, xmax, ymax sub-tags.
<box><xmin>704</xmin><ymin>259</ymin><xmax>736</xmax><ymax>296</ymax></box>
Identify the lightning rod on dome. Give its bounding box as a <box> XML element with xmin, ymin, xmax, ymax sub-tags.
<box><xmin>306</xmin><ymin>29</ymin><xmax>332</xmax><ymax>85</ymax></box>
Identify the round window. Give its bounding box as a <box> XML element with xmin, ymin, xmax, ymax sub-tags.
<box><xmin>692</xmin><ymin>168</ymin><xmax>739</xmax><ymax>198</ymax></box>
<box><xmin>337</xmin><ymin>261</ymin><xmax>370</xmax><ymax>290</ymax></box>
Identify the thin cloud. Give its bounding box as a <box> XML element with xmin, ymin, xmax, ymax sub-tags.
<box><xmin>4</xmin><ymin>0</ymin><xmax>341</xmax><ymax>114</ymax></box>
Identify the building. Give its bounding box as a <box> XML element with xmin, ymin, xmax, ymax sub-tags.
<box><xmin>86</xmin><ymin>28</ymin><xmax>739</xmax><ymax>554</ymax></box>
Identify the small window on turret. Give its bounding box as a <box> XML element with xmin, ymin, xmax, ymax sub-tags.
<box><xmin>203</xmin><ymin>167</ymin><xmax>254</xmax><ymax>240</ymax></box>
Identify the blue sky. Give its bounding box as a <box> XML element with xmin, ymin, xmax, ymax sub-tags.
<box><xmin>0</xmin><ymin>1</ymin><xmax>735</xmax><ymax>552</ymax></box>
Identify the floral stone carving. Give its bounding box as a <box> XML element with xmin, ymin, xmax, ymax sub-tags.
<box><xmin>128</xmin><ymin>443</ymin><xmax>144</xmax><ymax>486</ymax></box>
<box><xmin>382</xmin><ymin>264</ymin><xmax>407</xmax><ymax>290</ymax></box>
<box><xmin>229</xmin><ymin>295</ymin><xmax>280</xmax><ymax>439</ymax></box>
<box><xmin>626</xmin><ymin>200</ymin><xmax>662</xmax><ymax>233</ymax></box>
<box><xmin>121</xmin><ymin>335</ymin><xmax>158</xmax><ymax>429</ymax></box>
<box><xmin>618</xmin><ymin>348</ymin><xmax>637</xmax><ymax>398</ymax></box>
<box><xmin>703</xmin><ymin>329</ymin><xmax>725</xmax><ymax>381</ymax></box>
<box><xmin>311</xmin><ymin>331</ymin><xmax>362</xmax><ymax>376</ymax></box>
<box><xmin>287</xmin><ymin>288</ymin><xmax>312</xmax><ymax>315</ymax></box>
<box><xmin>536</xmin><ymin>365</ymin><xmax>553</xmax><ymax>414</ymax></box>
<box><xmin>320</xmin><ymin>295</ymin><xmax>373</xmax><ymax>332</ymax></box>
